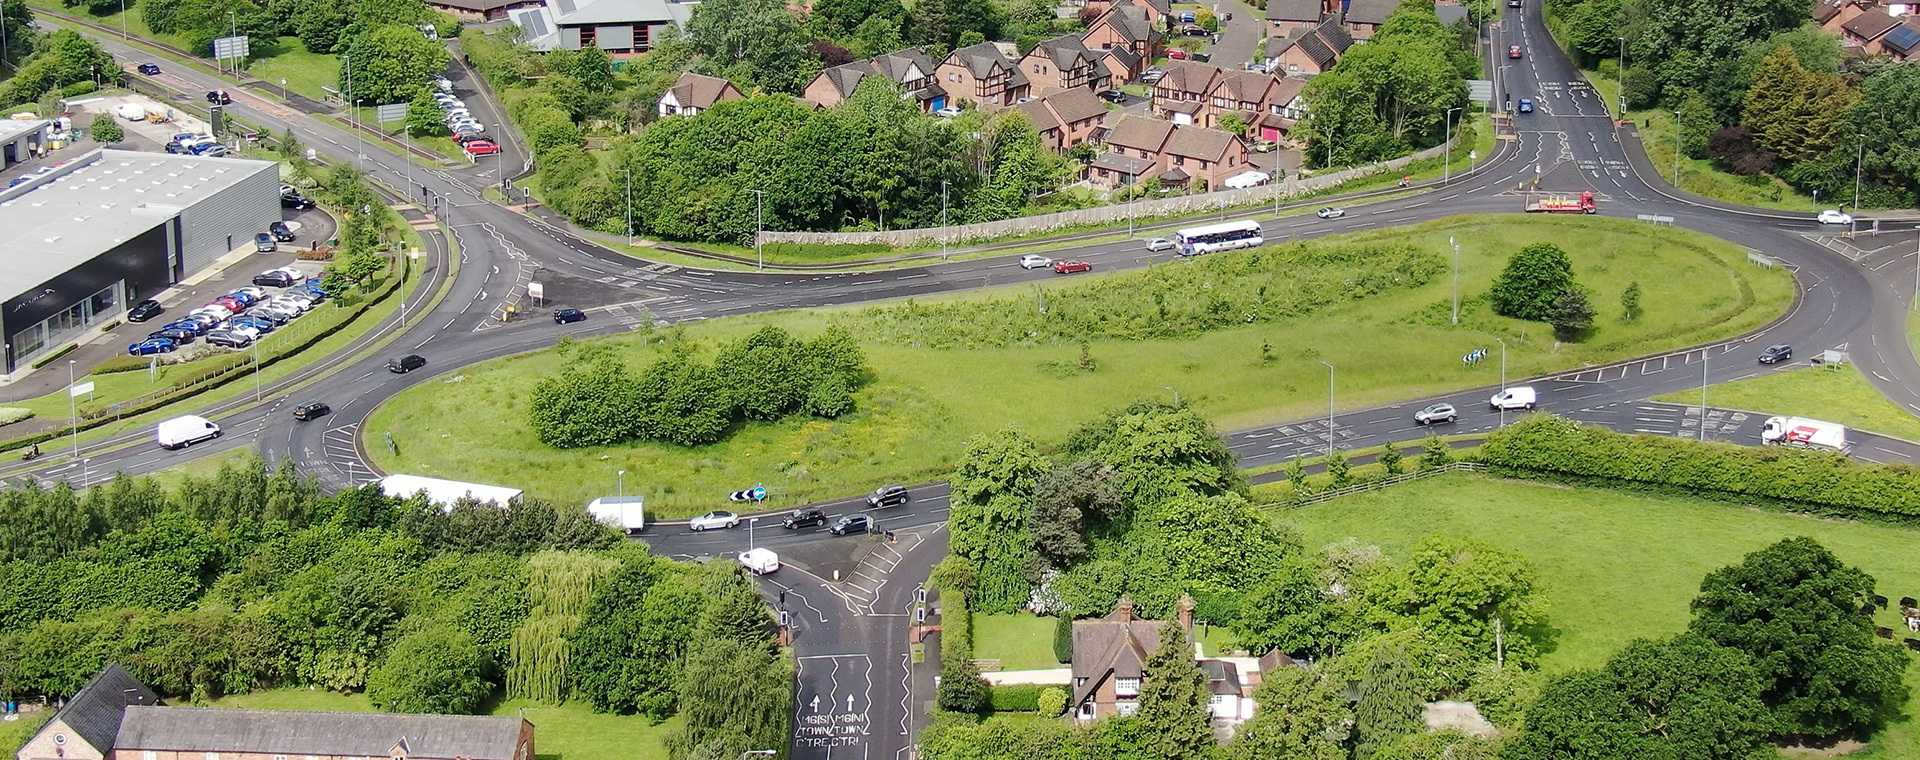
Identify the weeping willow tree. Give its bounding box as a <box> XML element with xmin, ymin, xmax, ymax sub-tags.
<box><xmin>508</xmin><ymin>550</ymin><xmax>621</xmax><ymax>702</ymax></box>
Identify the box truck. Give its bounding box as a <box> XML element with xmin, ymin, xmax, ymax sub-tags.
<box><xmin>586</xmin><ymin>496</ymin><xmax>647</xmax><ymax>534</ymax></box>
<box><xmin>1760</xmin><ymin>416</ymin><xmax>1849</xmax><ymax>453</ymax></box>
<box><xmin>156</xmin><ymin>415</ymin><xmax>221</xmax><ymax>449</ymax></box>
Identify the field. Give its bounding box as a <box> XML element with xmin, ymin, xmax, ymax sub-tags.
<box><xmin>1653</xmin><ymin>364</ymin><xmax>1920</xmax><ymax>444</ymax></box>
<box><xmin>207</xmin><ymin>688</ymin><xmax>675</xmax><ymax>760</ymax></box>
<box><xmin>1278</xmin><ymin>472</ymin><xmax>1920</xmax><ymax>758</ymax></box>
<box><xmin>243</xmin><ymin>37</ymin><xmax>340</xmax><ymax>103</ymax></box>
<box><xmin>364</xmin><ymin>215</ymin><xmax>1794</xmax><ymax>515</ymax></box>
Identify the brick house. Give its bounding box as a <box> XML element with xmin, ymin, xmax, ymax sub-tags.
<box><xmin>1083</xmin><ymin>0</ymin><xmax>1171</xmax><ymax>28</ymax></box>
<box><xmin>1265</xmin><ymin>0</ymin><xmax>1327</xmax><ymax>33</ymax></box>
<box><xmin>1015</xmin><ymin>89</ymin><xmax>1110</xmax><ymax>151</ymax></box>
<box><xmin>657</xmin><ymin>72</ymin><xmax>743</xmax><ymax>117</ymax></box>
<box><xmin>1342</xmin><ymin>0</ymin><xmax>1399</xmax><ymax>40</ymax></box>
<box><xmin>1082</xmin><ymin>5</ymin><xmax>1163</xmax><ymax>82</ymax></box>
<box><xmin>1086</xmin><ymin>115</ymin><xmax>1249</xmax><ymax>190</ymax></box>
<box><xmin>424</xmin><ymin>0</ymin><xmax>544</xmax><ymax>22</ymax></box>
<box><xmin>1099</xmin><ymin>47</ymin><xmax>1145</xmax><ymax>85</ymax></box>
<box><xmin>937</xmin><ymin>42</ymin><xmax>1032</xmax><ymax>110</ymax></box>
<box><xmin>1842</xmin><ymin>7</ymin><xmax>1904</xmax><ymax>52</ymax></box>
<box><xmin>1163</xmin><ymin>123</ymin><xmax>1250</xmax><ymax>190</ymax></box>
<box><xmin>802</xmin><ymin>48</ymin><xmax>947</xmax><ymax>111</ymax></box>
<box><xmin>1204</xmin><ymin>71</ymin><xmax>1304</xmax><ymax>136</ymax></box>
<box><xmin>1069</xmin><ymin>597</ymin><xmax>1188</xmax><ymax>721</ymax></box>
<box><xmin>1265</xmin><ymin>15</ymin><xmax>1353</xmax><ymax>78</ymax></box>
<box><xmin>18</xmin><ymin>666</ymin><xmax>535</xmax><ymax>760</ymax></box>
<box><xmin>1022</xmin><ymin>34</ymin><xmax>1112</xmax><ymax>95</ymax></box>
<box><xmin>1152</xmin><ymin>60</ymin><xmax>1224</xmax><ymax>124</ymax></box>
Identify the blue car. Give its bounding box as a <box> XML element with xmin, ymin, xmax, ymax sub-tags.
<box><xmin>162</xmin><ymin>319</ymin><xmax>209</xmax><ymax>335</ymax></box>
<box><xmin>128</xmin><ymin>337</ymin><xmax>177</xmax><ymax>356</ymax></box>
<box><xmin>227</xmin><ymin>315</ymin><xmax>276</xmax><ymax>334</ymax></box>
<box><xmin>224</xmin><ymin>290</ymin><xmax>259</xmax><ymax>307</ymax></box>
<box><xmin>1517</xmin><ymin>98</ymin><xmax>1534</xmax><ymax>114</ymax></box>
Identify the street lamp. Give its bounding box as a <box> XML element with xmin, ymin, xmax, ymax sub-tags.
<box><xmin>1616</xmin><ymin>36</ymin><xmax>1627</xmax><ymax>116</ymax></box>
<box><xmin>1671</xmin><ymin>111</ymin><xmax>1682</xmax><ymax>188</ymax></box>
<box><xmin>616</xmin><ymin>469</ymin><xmax>626</xmax><ymax>498</ymax></box>
<box><xmin>67</xmin><ymin>359</ymin><xmax>79</xmax><ymax>461</ymax></box>
<box><xmin>1699</xmin><ymin>348</ymin><xmax>1709</xmax><ymax>442</ymax></box>
<box><xmin>1853</xmin><ymin>134</ymin><xmax>1865</xmax><ymax>213</ymax></box>
<box><xmin>747</xmin><ymin>189</ymin><xmax>766</xmax><ymax>270</ymax></box>
<box><xmin>1495</xmin><ymin>337</ymin><xmax>1508</xmax><ymax>429</ymax></box>
<box><xmin>940</xmin><ymin>179</ymin><xmax>949</xmax><ymax>259</ymax></box>
<box><xmin>1443</xmin><ymin>106</ymin><xmax>1461</xmax><ymax>185</ymax></box>
<box><xmin>1317</xmin><ymin>360</ymin><xmax>1334</xmax><ymax>460</ymax></box>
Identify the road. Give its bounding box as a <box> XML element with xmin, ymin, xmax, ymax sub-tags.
<box><xmin>14</xmin><ymin>5</ymin><xmax>1920</xmax><ymax>758</ymax></box>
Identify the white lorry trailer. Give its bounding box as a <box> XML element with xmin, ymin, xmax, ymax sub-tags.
<box><xmin>1760</xmin><ymin>416</ymin><xmax>1850</xmax><ymax>453</ymax></box>
<box><xmin>586</xmin><ymin>496</ymin><xmax>647</xmax><ymax>534</ymax></box>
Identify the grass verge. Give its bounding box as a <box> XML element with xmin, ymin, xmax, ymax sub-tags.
<box><xmin>243</xmin><ymin>36</ymin><xmax>339</xmax><ymax>104</ymax></box>
<box><xmin>1277</xmin><ymin>471</ymin><xmax>1920</xmax><ymax>759</ymax></box>
<box><xmin>1652</xmin><ymin>364</ymin><xmax>1920</xmax><ymax>443</ymax></box>
<box><xmin>974</xmin><ymin>614</ymin><xmax>1062</xmax><ymax>671</ymax></box>
<box><xmin>208</xmin><ymin>688</ymin><xmax>675</xmax><ymax>760</ymax></box>
<box><xmin>365</xmin><ymin>215</ymin><xmax>1793</xmax><ymax>515</ymax></box>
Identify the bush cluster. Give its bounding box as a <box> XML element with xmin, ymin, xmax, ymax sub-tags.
<box><xmin>528</xmin><ymin>326</ymin><xmax>868</xmax><ymax>449</ymax></box>
<box><xmin>1479</xmin><ymin>415</ymin><xmax>1920</xmax><ymax>521</ymax></box>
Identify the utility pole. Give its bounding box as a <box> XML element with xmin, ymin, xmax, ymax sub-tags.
<box><xmin>1450</xmin><ymin>236</ymin><xmax>1460</xmax><ymax>325</ymax></box>
<box><xmin>1671</xmin><ymin>111</ymin><xmax>1681</xmax><ymax>188</ymax></box>
<box><xmin>1616</xmin><ymin>36</ymin><xmax>1626</xmax><ymax>115</ymax></box>
<box><xmin>1853</xmin><ymin>134</ymin><xmax>1865</xmax><ymax>212</ymax></box>
<box><xmin>625</xmin><ymin>170</ymin><xmax>633</xmax><ymax>241</ymax></box>
<box><xmin>1444</xmin><ymin>107</ymin><xmax>1461</xmax><ymax>184</ymax></box>
<box><xmin>253</xmin><ymin>337</ymin><xmax>261</xmax><ymax>403</ymax></box>
<box><xmin>748</xmin><ymin>189</ymin><xmax>765</xmax><ymax>270</ymax></box>
<box><xmin>1127</xmin><ymin>172</ymin><xmax>1137</xmax><ymax>238</ymax></box>
<box><xmin>1699</xmin><ymin>348</ymin><xmax>1709</xmax><ymax>442</ymax></box>
<box><xmin>121</xmin><ymin>0</ymin><xmax>128</xmax><ymax>39</ymax></box>
<box><xmin>1496</xmin><ymin>337</ymin><xmax>1508</xmax><ymax>429</ymax></box>
<box><xmin>940</xmin><ymin>179</ymin><xmax>949</xmax><ymax>259</ymax></box>
<box><xmin>1318</xmin><ymin>360</ymin><xmax>1335</xmax><ymax>460</ymax></box>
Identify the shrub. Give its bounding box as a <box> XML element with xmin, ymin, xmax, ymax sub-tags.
<box><xmin>1052</xmin><ymin>614</ymin><xmax>1072</xmax><ymax>663</ymax></box>
<box><xmin>1480</xmin><ymin>415</ymin><xmax>1920</xmax><ymax>522</ymax></box>
<box><xmin>1037</xmin><ymin>686</ymin><xmax>1068</xmax><ymax>716</ymax></box>
<box><xmin>91</xmin><ymin>354</ymin><xmax>155</xmax><ymax>374</ymax></box>
<box><xmin>59</xmin><ymin>81</ymin><xmax>97</xmax><ymax>98</ymax></box>
<box><xmin>88</xmin><ymin>114</ymin><xmax>123</xmax><ymax>144</ymax></box>
<box><xmin>366</xmin><ymin>625</ymin><xmax>493</xmax><ymax>714</ymax></box>
<box><xmin>988</xmin><ymin>684</ymin><xmax>1045</xmax><ymax>712</ymax></box>
<box><xmin>0</xmin><ymin>408</ymin><xmax>32</xmax><ymax>426</ymax></box>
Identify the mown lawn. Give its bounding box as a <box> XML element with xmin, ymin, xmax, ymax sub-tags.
<box><xmin>243</xmin><ymin>36</ymin><xmax>339</xmax><ymax>104</ymax></box>
<box><xmin>1278</xmin><ymin>472</ymin><xmax>1920</xmax><ymax>759</ymax></box>
<box><xmin>0</xmin><ymin>712</ymin><xmax>50</xmax><ymax>758</ymax></box>
<box><xmin>975</xmin><ymin>614</ymin><xmax>1064</xmax><ymax>671</ymax></box>
<box><xmin>209</xmin><ymin>689</ymin><xmax>676</xmax><ymax>760</ymax></box>
<box><xmin>1653</xmin><ymin>364</ymin><xmax>1920</xmax><ymax>444</ymax></box>
<box><xmin>365</xmin><ymin>215</ymin><xmax>1793</xmax><ymax>516</ymax></box>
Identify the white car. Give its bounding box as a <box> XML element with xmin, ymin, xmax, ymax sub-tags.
<box><xmin>688</xmin><ymin>510</ymin><xmax>740</xmax><ymax>531</ymax></box>
<box><xmin>1316</xmin><ymin>207</ymin><xmax>1346</xmax><ymax>219</ymax></box>
<box><xmin>271</xmin><ymin>267</ymin><xmax>306</xmax><ymax>282</ymax></box>
<box><xmin>222</xmin><ymin>324</ymin><xmax>263</xmax><ymax>340</ymax></box>
<box><xmin>1019</xmin><ymin>255</ymin><xmax>1053</xmax><ymax>269</ymax></box>
<box><xmin>433</xmin><ymin>76</ymin><xmax>454</xmax><ymax>92</ymax></box>
<box><xmin>191</xmin><ymin>305</ymin><xmax>234</xmax><ymax>320</ymax></box>
<box><xmin>275</xmin><ymin>293</ymin><xmax>315</xmax><ymax>311</ymax></box>
<box><xmin>1146</xmin><ymin>238</ymin><xmax>1174</xmax><ymax>252</ymax></box>
<box><xmin>935</xmin><ymin>106</ymin><xmax>962</xmax><ymax>118</ymax></box>
<box><xmin>257</xmin><ymin>304</ymin><xmax>300</xmax><ymax>321</ymax></box>
<box><xmin>231</xmin><ymin>286</ymin><xmax>266</xmax><ymax>300</ymax></box>
<box><xmin>1817</xmin><ymin>209</ymin><xmax>1853</xmax><ymax>225</ymax></box>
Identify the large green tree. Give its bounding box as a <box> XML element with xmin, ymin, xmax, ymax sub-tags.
<box><xmin>1488</xmin><ymin>242</ymin><xmax>1578</xmax><ymax>322</ymax></box>
<box><xmin>665</xmin><ymin>637</ymin><xmax>792</xmax><ymax>760</ymax></box>
<box><xmin>340</xmin><ymin>23</ymin><xmax>449</xmax><ymax>105</ymax></box>
<box><xmin>1296</xmin><ymin>0</ymin><xmax>1466</xmax><ymax>167</ymax></box>
<box><xmin>365</xmin><ymin>625</ymin><xmax>492</xmax><ymax>714</ymax></box>
<box><xmin>686</xmin><ymin>0</ymin><xmax>816</xmax><ymax>92</ymax></box>
<box><xmin>1353</xmin><ymin>646</ymin><xmax>1424</xmax><ymax>759</ymax></box>
<box><xmin>947</xmin><ymin>429</ymin><xmax>1049</xmax><ymax>613</ymax></box>
<box><xmin>1228</xmin><ymin>666</ymin><xmax>1351</xmax><ymax>760</ymax></box>
<box><xmin>1504</xmin><ymin>634</ymin><xmax>1770</xmax><ymax>760</ymax></box>
<box><xmin>1741</xmin><ymin>46</ymin><xmax>1854</xmax><ymax>164</ymax></box>
<box><xmin>1136</xmin><ymin>622</ymin><xmax>1214</xmax><ymax>760</ymax></box>
<box><xmin>1689</xmin><ymin>537</ymin><xmax>1910</xmax><ymax>741</ymax></box>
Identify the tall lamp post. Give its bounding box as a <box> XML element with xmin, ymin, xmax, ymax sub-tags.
<box><xmin>1495</xmin><ymin>337</ymin><xmax>1508</xmax><ymax>429</ymax></box>
<box><xmin>1699</xmin><ymin>349</ymin><xmax>1709</xmax><ymax>442</ymax></box>
<box><xmin>67</xmin><ymin>360</ymin><xmax>79</xmax><ymax>460</ymax></box>
<box><xmin>1853</xmin><ymin>134</ymin><xmax>1865</xmax><ymax>213</ymax></box>
<box><xmin>1317</xmin><ymin>360</ymin><xmax>1334</xmax><ymax>460</ymax></box>
<box><xmin>1443</xmin><ymin>107</ymin><xmax>1461</xmax><ymax>185</ymax></box>
<box><xmin>748</xmin><ymin>189</ymin><xmax>765</xmax><ymax>270</ymax></box>
<box><xmin>1671</xmin><ymin>110</ymin><xmax>1682</xmax><ymax>187</ymax></box>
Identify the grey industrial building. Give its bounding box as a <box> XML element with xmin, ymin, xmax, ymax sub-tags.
<box><xmin>0</xmin><ymin>117</ymin><xmax>51</xmax><ymax>169</ymax></box>
<box><xmin>0</xmin><ymin>148</ymin><xmax>280</xmax><ymax>373</ymax></box>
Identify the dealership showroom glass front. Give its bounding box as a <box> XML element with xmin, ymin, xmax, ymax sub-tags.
<box><xmin>10</xmin><ymin>282</ymin><xmax>127</xmax><ymax>367</ymax></box>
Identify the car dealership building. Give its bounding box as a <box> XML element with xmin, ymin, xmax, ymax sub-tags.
<box><xmin>0</xmin><ymin>148</ymin><xmax>279</xmax><ymax>373</ymax></box>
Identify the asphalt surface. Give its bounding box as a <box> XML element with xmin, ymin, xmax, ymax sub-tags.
<box><xmin>15</xmin><ymin>6</ymin><xmax>1920</xmax><ymax>759</ymax></box>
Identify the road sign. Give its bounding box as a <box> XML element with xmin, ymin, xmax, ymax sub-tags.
<box><xmin>1467</xmin><ymin>79</ymin><xmax>1493</xmax><ymax>103</ymax></box>
<box><xmin>211</xmin><ymin>35</ymin><xmax>250</xmax><ymax>61</ymax></box>
<box><xmin>728</xmin><ymin>487</ymin><xmax>767</xmax><ymax>503</ymax></box>
<box><xmin>374</xmin><ymin>102</ymin><xmax>408</xmax><ymax>123</ymax></box>
<box><xmin>527</xmin><ymin>282</ymin><xmax>544</xmax><ymax>303</ymax></box>
<box><xmin>69</xmin><ymin>381</ymin><xmax>94</xmax><ymax>397</ymax></box>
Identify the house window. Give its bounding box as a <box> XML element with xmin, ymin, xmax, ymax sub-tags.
<box><xmin>205</xmin><ymin>754</ymin><xmax>221</xmax><ymax>760</ymax></box>
<box><xmin>1077</xmin><ymin>701</ymin><xmax>1095</xmax><ymax>719</ymax></box>
<box><xmin>949</xmin><ymin>73</ymin><xmax>960</xmax><ymax>82</ymax></box>
<box><xmin>1116</xmin><ymin>701</ymin><xmax>1140</xmax><ymax>716</ymax></box>
<box><xmin>578</xmin><ymin>25</ymin><xmax>595</xmax><ymax>46</ymax></box>
<box><xmin>1075</xmin><ymin>677</ymin><xmax>1089</xmax><ymax>687</ymax></box>
<box><xmin>1116</xmin><ymin>677</ymin><xmax>1141</xmax><ymax>696</ymax></box>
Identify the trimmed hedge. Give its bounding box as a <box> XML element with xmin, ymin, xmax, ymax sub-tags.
<box><xmin>1479</xmin><ymin>415</ymin><xmax>1920</xmax><ymax>522</ymax></box>
<box><xmin>987</xmin><ymin>684</ymin><xmax>1045</xmax><ymax>712</ymax></box>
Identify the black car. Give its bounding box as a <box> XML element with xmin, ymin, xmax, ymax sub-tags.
<box><xmin>782</xmin><ymin>508</ymin><xmax>827</xmax><ymax>529</ymax></box>
<box><xmin>292</xmin><ymin>401</ymin><xmax>331</xmax><ymax>421</ymax></box>
<box><xmin>554</xmin><ymin>307</ymin><xmax>587</xmax><ymax>324</ymax></box>
<box><xmin>1758</xmin><ymin>344</ymin><xmax>1793</xmax><ymax>365</ymax></box>
<box><xmin>252</xmin><ymin>272</ymin><xmax>296</xmax><ymax>288</ymax></box>
<box><xmin>137</xmin><ymin>63</ymin><xmax>162</xmax><ymax>75</ymax></box>
<box><xmin>829</xmin><ymin>514</ymin><xmax>871</xmax><ymax>536</ymax></box>
<box><xmin>206</xmin><ymin>90</ymin><xmax>232</xmax><ymax>105</ymax></box>
<box><xmin>1097</xmin><ymin>90</ymin><xmax>1126</xmax><ymax>103</ymax></box>
<box><xmin>269</xmin><ymin>221</ymin><xmax>295</xmax><ymax>241</ymax></box>
<box><xmin>127</xmin><ymin>299</ymin><xmax>164</xmax><ymax>322</ymax></box>
<box><xmin>280</xmin><ymin>187</ymin><xmax>313</xmax><ymax>209</ymax></box>
<box><xmin>149</xmin><ymin>328</ymin><xmax>196</xmax><ymax>344</ymax></box>
<box><xmin>866</xmin><ymin>484</ymin><xmax>910</xmax><ymax>508</ymax></box>
<box><xmin>388</xmin><ymin>354</ymin><xmax>427</xmax><ymax>373</ymax></box>
<box><xmin>454</xmin><ymin>131</ymin><xmax>490</xmax><ymax>144</ymax></box>
<box><xmin>1191</xmin><ymin>52</ymin><xmax>1212</xmax><ymax>62</ymax></box>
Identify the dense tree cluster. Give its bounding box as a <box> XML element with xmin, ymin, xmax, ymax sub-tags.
<box><xmin>0</xmin><ymin>456</ymin><xmax>789</xmax><ymax>760</ymax></box>
<box><xmin>1297</xmin><ymin>0</ymin><xmax>1473</xmax><ymax>167</ymax></box>
<box><xmin>528</xmin><ymin>326</ymin><xmax>868</xmax><ymax>448</ymax></box>
<box><xmin>1552</xmin><ymin>0</ymin><xmax>1920</xmax><ymax>205</ymax></box>
<box><xmin>1488</xmin><ymin>243</ymin><xmax>1594</xmax><ymax>339</ymax></box>
<box><xmin>0</xmin><ymin>28</ymin><xmax>115</xmax><ymax>108</ymax></box>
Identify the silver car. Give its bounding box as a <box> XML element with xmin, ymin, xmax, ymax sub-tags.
<box><xmin>1414</xmin><ymin>403</ymin><xmax>1457</xmax><ymax>425</ymax></box>
<box><xmin>688</xmin><ymin>510</ymin><xmax>740</xmax><ymax>531</ymax></box>
<box><xmin>1146</xmin><ymin>238</ymin><xmax>1174</xmax><ymax>252</ymax></box>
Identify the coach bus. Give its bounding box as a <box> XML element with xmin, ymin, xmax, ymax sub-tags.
<box><xmin>1172</xmin><ymin>220</ymin><xmax>1264</xmax><ymax>255</ymax></box>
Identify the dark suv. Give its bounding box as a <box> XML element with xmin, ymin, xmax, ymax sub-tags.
<box><xmin>1758</xmin><ymin>344</ymin><xmax>1792</xmax><ymax>364</ymax></box>
<box><xmin>829</xmin><ymin>514</ymin><xmax>872</xmax><ymax>536</ymax></box>
<box><xmin>782</xmin><ymin>508</ymin><xmax>827</xmax><ymax>529</ymax></box>
<box><xmin>388</xmin><ymin>354</ymin><xmax>427</xmax><ymax>373</ymax></box>
<box><xmin>128</xmin><ymin>299</ymin><xmax>164</xmax><ymax>322</ymax></box>
<box><xmin>866</xmin><ymin>485</ymin><xmax>910</xmax><ymax>508</ymax></box>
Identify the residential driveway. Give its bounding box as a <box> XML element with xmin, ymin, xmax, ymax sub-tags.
<box><xmin>1204</xmin><ymin>0</ymin><xmax>1262</xmax><ymax>68</ymax></box>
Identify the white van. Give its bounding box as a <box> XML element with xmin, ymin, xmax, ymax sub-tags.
<box><xmin>1488</xmin><ymin>386</ymin><xmax>1537</xmax><ymax>411</ymax></box>
<box><xmin>738</xmin><ymin>548</ymin><xmax>780</xmax><ymax>575</ymax></box>
<box><xmin>156</xmin><ymin>415</ymin><xmax>221</xmax><ymax>449</ymax></box>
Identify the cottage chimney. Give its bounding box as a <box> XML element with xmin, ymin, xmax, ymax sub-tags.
<box><xmin>1113</xmin><ymin>596</ymin><xmax>1136</xmax><ymax>622</ymax></box>
<box><xmin>1177</xmin><ymin>594</ymin><xmax>1195</xmax><ymax>632</ymax></box>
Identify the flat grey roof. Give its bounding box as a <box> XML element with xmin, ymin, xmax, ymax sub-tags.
<box><xmin>0</xmin><ymin>118</ymin><xmax>49</xmax><ymax>145</ymax></box>
<box><xmin>0</xmin><ymin>149</ymin><xmax>277</xmax><ymax>302</ymax></box>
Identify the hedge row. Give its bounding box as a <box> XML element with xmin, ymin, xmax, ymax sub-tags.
<box><xmin>941</xmin><ymin>582</ymin><xmax>973</xmax><ymax>665</ymax></box>
<box><xmin>1479</xmin><ymin>415</ymin><xmax>1920</xmax><ymax>522</ymax></box>
<box><xmin>988</xmin><ymin>684</ymin><xmax>1044</xmax><ymax>712</ymax></box>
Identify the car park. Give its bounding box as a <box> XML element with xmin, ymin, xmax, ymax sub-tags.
<box><xmin>1758</xmin><ymin>344</ymin><xmax>1793</xmax><ymax>364</ymax></box>
<box><xmin>292</xmin><ymin>402</ymin><xmax>331</xmax><ymax>421</ymax></box>
<box><xmin>128</xmin><ymin>337</ymin><xmax>177</xmax><ymax>356</ymax></box>
<box><xmin>128</xmin><ymin>299</ymin><xmax>164</xmax><ymax>322</ymax></box>
<box><xmin>1489</xmin><ymin>386</ymin><xmax>1537</xmax><ymax>411</ymax></box>
<box><xmin>269</xmin><ymin>221</ymin><xmax>295</xmax><ymax>241</ymax></box>
<box><xmin>149</xmin><ymin>327</ymin><xmax>196</xmax><ymax>344</ymax></box>
<box><xmin>1052</xmin><ymin>260</ymin><xmax>1093</xmax><ymax>274</ymax></box>
<box><xmin>1414</xmin><ymin>403</ymin><xmax>1457</xmax><ymax>425</ymax></box>
<box><xmin>137</xmin><ymin>63</ymin><xmax>161</xmax><ymax>75</ymax></box>
<box><xmin>454</xmin><ymin>131</ymin><xmax>489</xmax><ymax>144</ymax></box>
<box><xmin>866</xmin><ymin>484</ymin><xmax>910</xmax><ymax>507</ymax></box>
<box><xmin>1508</xmin><ymin>45</ymin><xmax>1523</xmax><ymax>59</ymax></box>
<box><xmin>205</xmin><ymin>330</ymin><xmax>252</xmax><ymax>348</ymax></box>
<box><xmin>829</xmin><ymin>514</ymin><xmax>872</xmax><ymax>536</ymax></box>
<box><xmin>554</xmin><ymin>307</ymin><xmax>587</xmax><ymax>324</ymax></box>
<box><xmin>387</xmin><ymin>354</ymin><xmax>427</xmax><ymax>373</ymax></box>
<box><xmin>1019</xmin><ymin>254</ymin><xmax>1053</xmax><ymax>269</ymax></box>
<box><xmin>1517</xmin><ymin>98</ymin><xmax>1534</xmax><ymax>113</ymax></box>
<box><xmin>782</xmin><ymin>508</ymin><xmax>827</xmax><ymax>529</ymax></box>
<box><xmin>689</xmin><ymin>510</ymin><xmax>740</xmax><ymax>531</ymax></box>
<box><xmin>1146</xmin><ymin>238</ymin><xmax>1174</xmax><ymax>252</ymax></box>
<box><xmin>1316</xmin><ymin>207</ymin><xmax>1345</xmax><ymax>219</ymax></box>
<box><xmin>1817</xmin><ymin>209</ymin><xmax>1853</xmax><ymax>225</ymax></box>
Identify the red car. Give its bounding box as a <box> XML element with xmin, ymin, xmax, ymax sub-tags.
<box><xmin>1168</xmin><ymin>49</ymin><xmax>1188</xmax><ymax>60</ymax></box>
<box><xmin>1052</xmin><ymin>260</ymin><xmax>1093</xmax><ymax>274</ymax></box>
<box><xmin>464</xmin><ymin>140</ymin><xmax>501</xmax><ymax>156</ymax></box>
<box><xmin>212</xmin><ymin>296</ymin><xmax>245</xmax><ymax>312</ymax></box>
<box><xmin>1508</xmin><ymin>45</ymin><xmax>1522</xmax><ymax>59</ymax></box>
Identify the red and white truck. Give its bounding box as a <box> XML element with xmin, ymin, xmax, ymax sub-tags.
<box><xmin>1525</xmin><ymin>191</ymin><xmax>1597</xmax><ymax>214</ymax></box>
<box><xmin>1760</xmin><ymin>416</ymin><xmax>1850</xmax><ymax>453</ymax></box>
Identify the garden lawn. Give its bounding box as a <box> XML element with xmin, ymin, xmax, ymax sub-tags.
<box><xmin>1276</xmin><ymin>472</ymin><xmax>1920</xmax><ymax>759</ymax></box>
<box><xmin>0</xmin><ymin>712</ymin><xmax>50</xmax><ymax>758</ymax></box>
<box><xmin>1653</xmin><ymin>364</ymin><xmax>1920</xmax><ymax>443</ymax></box>
<box><xmin>243</xmin><ymin>37</ymin><xmax>339</xmax><ymax>104</ymax></box>
<box><xmin>364</xmin><ymin>215</ymin><xmax>1793</xmax><ymax>516</ymax></box>
<box><xmin>975</xmin><ymin>613</ymin><xmax>1064</xmax><ymax>671</ymax></box>
<box><xmin>208</xmin><ymin>688</ymin><xmax>674</xmax><ymax>760</ymax></box>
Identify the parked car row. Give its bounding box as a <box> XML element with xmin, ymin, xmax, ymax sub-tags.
<box><xmin>130</xmin><ymin>273</ymin><xmax>326</xmax><ymax>356</ymax></box>
<box><xmin>433</xmin><ymin>85</ymin><xmax>501</xmax><ymax>158</ymax></box>
<box><xmin>165</xmin><ymin>132</ymin><xmax>228</xmax><ymax>157</ymax></box>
